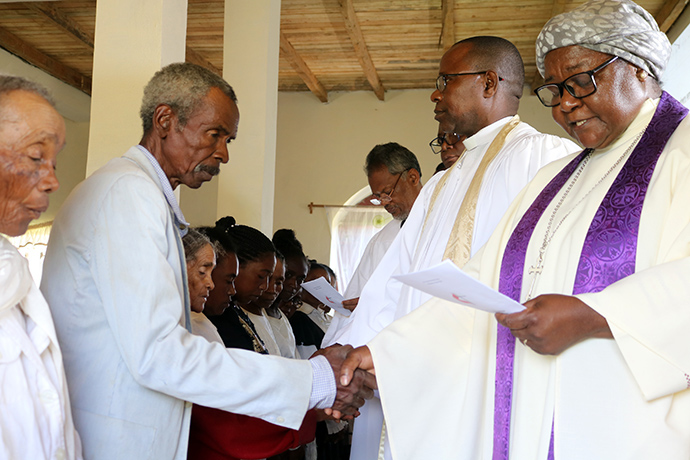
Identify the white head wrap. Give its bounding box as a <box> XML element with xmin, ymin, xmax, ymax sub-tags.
<box><xmin>535</xmin><ymin>0</ymin><xmax>671</xmax><ymax>80</ymax></box>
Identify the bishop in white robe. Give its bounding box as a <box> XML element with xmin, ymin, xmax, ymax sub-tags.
<box><xmin>359</xmin><ymin>2</ymin><xmax>690</xmax><ymax>458</ymax></box>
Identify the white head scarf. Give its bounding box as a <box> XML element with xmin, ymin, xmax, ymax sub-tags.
<box><xmin>536</xmin><ymin>0</ymin><xmax>671</xmax><ymax>80</ymax></box>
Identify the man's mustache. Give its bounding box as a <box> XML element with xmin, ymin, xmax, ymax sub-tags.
<box><xmin>195</xmin><ymin>163</ymin><xmax>220</xmax><ymax>176</ymax></box>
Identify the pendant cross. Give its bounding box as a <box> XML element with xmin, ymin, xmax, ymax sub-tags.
<box><xmin>526</xmin><ymin>250</ymin><xmax>545</xmax><ymax>300</ymax></box>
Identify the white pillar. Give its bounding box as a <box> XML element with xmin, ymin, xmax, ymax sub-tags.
<box><xmin>219</xmin><ymin>0</ymin><xmax>281</xmax><ymax>233</ymax></box>
<box><xmin>86</xmin><ymin>0</ymin><xmax>188</xmax><ymax>175</ymax></box>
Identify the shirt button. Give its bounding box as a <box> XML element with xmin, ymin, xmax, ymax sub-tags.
<box><xmin>55</xmin><ymin>448</ymin><xmax>66</xmax><ymax>460</ymax></box>
<box><xmin>185</xmin><ymin>401</ymin><xmax>193</xmax><ymax>409</ymax></box>
<box><xmin>276</xmin><ymin>416</ymin><xmax>285</xmax><ymax>423</ymax></box>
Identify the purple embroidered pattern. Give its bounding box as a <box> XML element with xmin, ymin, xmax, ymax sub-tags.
<box><xmin>573</xmin><ymin>93</ymin><xmax>688</xmax><ymax>295</ymax></box>
<box><xmin>493</xmin><ymin>92</ymin><xmax>687</xmax><ymax>460</ymax></box>
<box><xmin>493</xmin><ymin>149</ymin><xmax>590</xmax><ymax>460</ymax></box>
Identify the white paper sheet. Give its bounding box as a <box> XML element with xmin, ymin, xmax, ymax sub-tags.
<box><xmin>393</xmin><ymin>259</ymin><xmax>525</xmax><ymax>314</ymax></box>
<box><xmin>301</xmin><ymin>277</ymin><xmax>352</xmax><ymax>317</ymax></box>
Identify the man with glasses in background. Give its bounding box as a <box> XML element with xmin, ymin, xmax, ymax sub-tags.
<box><xmin>327</xmin><ymin>35</ymin><xmax>578</xmax><ymax>460</ymax></box>
<box><xmin>324</xmin><ymin>142</ymin><xmax>423</xmax><ymax>337</ymax></box>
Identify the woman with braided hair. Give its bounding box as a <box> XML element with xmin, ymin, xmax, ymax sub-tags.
<box><xmin>208</xmin><ymin>216</ymin><xmax>278</xmax><ymax>354</ymax></box>
<box><xmin>188</xmin><ymin>218</ymin><xmax>317</xmax><ymax>460</ymax></box>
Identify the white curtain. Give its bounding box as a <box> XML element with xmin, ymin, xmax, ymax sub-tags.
<box><xmin>328</xmin><ymin>186</ymin><xmax>392</xmax><ymax>294</ymax></box>
<box><xmin>7</xmin><ymin>221</ymin><xmax>52</xmax><ymax>286</ymax></box>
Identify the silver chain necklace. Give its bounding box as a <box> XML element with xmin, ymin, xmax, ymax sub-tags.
<box><xmin>525</xmin><ymin>129</ymin><xmax>646</xmax><ymax>300</ymax></box>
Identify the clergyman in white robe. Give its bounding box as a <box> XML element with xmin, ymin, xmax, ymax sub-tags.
<box><xmin>369</xmin><ymin>98</ymin><xmax>690</xmax><ymax>459</ymax></box>
<box><xmin>329</xmin><ymin>117</ymin><xmax>578</xmax><ymax>459</ymax></box>
<box><xmin>323</xmin><ymin>220</ymin><xmax>402</xmax><ymax>347</ymax></box>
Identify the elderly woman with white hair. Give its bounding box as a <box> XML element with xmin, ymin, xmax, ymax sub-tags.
<box><xmin>0</xmin><ymin>76</ymin><xmax>82</xmax><ymax>458</ymax></box>
<box><xmin>341</xmin><ymin>1</ymin><xmax>690</xmax><ymax>459</ymax></box>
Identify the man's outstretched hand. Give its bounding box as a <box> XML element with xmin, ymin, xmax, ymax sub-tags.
<box><xmin>314</xmin><ymin>345</ymin><xmax>377</xmax><ymax>419</ymax></box>
<box><xmin>339</xmin><ymin>345</ymin><xmax>375</xmax><ymax>386</ymax></box>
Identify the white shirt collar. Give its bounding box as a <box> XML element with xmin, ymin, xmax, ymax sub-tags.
<box><xmin>135</xmin><ymin>145</ymin><xmax>190</xmax><ymax>236</ymax></box>
<box><xmin>462</xmin><ymin>116</ymin><xmax>516</xmax><ymax>152</ymax></box>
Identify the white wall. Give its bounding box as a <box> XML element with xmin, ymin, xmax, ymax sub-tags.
<box><xmin>664</xmin><ymin>6</ymin><xmax>690</xmax><ymax>105</ymax></box>
<box><xmin>275</xmin><ymin>89</ymin><xmax>439</xmax><ymax>261</ymax></box>
<box><xmin>273</xmin><ymin>87</ymin><xmax>568</xmax><ymax>263</ymax></box>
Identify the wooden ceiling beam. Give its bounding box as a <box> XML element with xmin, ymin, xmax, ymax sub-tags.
<box><xmin>280</xmin><ymin>32</ymin><xmax>328</xmax><ymax>103</ymax></box>
<box><xmin>0</xmin><ymin>24</ymin><xmax>92</xmax><ymax>94</ymax></box>
<box><xmin>655</xmin><ymin>0</ymin><xmax>689</xmax><ymax>32</ymax></box>
<box><xmin>29</xmin><ymin>2</ymin><xmax>220</xmax><ymax>81</ymax></box>
<box><xmin>27</xmin><ymin>2</ymin><xmax>94</xmax><ymax>48</ymax></box>
<box><xmin>441</xmin><ymin>0</ymin><xmax>455</xmax><ymax>52</ymax></box>
<box><xmin>185</xmin><ymin>47</ymin><xmax>222</xmax><ymax>76</ymax></box>
<box><xmin>337</xmin><ymin>0</ymin><xmax>385</xmax><ymax>101</ymax></box>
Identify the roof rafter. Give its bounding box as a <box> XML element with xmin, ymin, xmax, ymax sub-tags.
<box><xmin>337</xmin><ymin>0</ymin><xmax>385</xmax><ymax>101</ymax></box>
<box><xmin>280</xmin><ymin>32</ymin><xmax>328</xmax><ymax>103</ymax></box>
<box><xmin>441</xmin><ymin>0</ymin><xmax>455</xmax><ymax>52</ymax></box>
<box><xmin>27</xmin><ymin>2</ymin><xmax>94</xmax><ymax>48</ymax></box>
<box><xmin>0</xmin><ymin>24</ymin><xmax>92</xmax><ymax>94</ymax></box>
<box><xmin>656</xmin><ymin>0</ymin><xmax>689</xmax><ymax>32</ymax></box>
<box><xmin>28</xmin><ymin>2</ymin><xmax>221</xmax><ymax>89</ymax></box>
<box><xmin>185</xmin><ymin>47</ymin><xmax>222</xmax><ymax>76</ymax></box>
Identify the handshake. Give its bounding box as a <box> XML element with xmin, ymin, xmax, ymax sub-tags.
<box><xmin>312</xmin><ymin>344</ymin><xmax>376</xmax><ymax>419</ymax></box>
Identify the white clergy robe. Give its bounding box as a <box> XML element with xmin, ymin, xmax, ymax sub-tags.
<box><xmin>344</xmin><ymin>219</ymin><xmax>402</xmax><ymax>300</ymax></box>
<box><xmin>330</xmin><ymin>117</ymin><xmax>578</xmax><ymax>459</ymax></box>
<box><xmin>323</xmin><ymin>219</ymin><xmax>401</xmax><ymax>347</ymax></box>
<box><xmin>369</xmin><ymin>99</ymin><xmax>690</xmax><ymax>460</ymax></box>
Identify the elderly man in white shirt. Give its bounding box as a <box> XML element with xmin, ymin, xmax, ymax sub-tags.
<box><xmin>41</xmin><ymin>63</ymin><xmax>373</xmax><ymax>460</ymax></box>
<box><xmin>0</xmin><ymin>76</ymin><xmax>82</xmax><ymax>459</ymax></box>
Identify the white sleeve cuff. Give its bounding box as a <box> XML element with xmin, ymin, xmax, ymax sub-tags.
<box><xmin>308</xmin><ymin>355</ymin><xmax>337</xmax><ymax>409</ymax></box>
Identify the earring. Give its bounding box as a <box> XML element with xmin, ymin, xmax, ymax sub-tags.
<box><xmin>638</xmin><ymin>70</ymin><xmax>647</xmax><ymax>81</ymax></box>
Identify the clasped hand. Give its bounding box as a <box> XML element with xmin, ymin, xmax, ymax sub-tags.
<box><xmin>495</xmin><ymin>294</ymin><xmax>612</xmax><ymax>355</ymax></box>
<box><xmin>313</xmin><ymin>344</ymin><xmax>377</xmax><ymax>419</ymax></box>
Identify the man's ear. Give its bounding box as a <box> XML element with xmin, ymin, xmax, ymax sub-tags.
<box><xmin>152</xmin><ymin>104</ymin><xmax>174</xmax><ymax>138</ymax></box>
<box><xmin>407</xmin><ymin>168</ymin><xmax>421</xmax><ymax>186</ymax></box>
<box><xmin>483</xmin><ymin>70</ymin><xmax>500</xmax><ymax>97</ymax></box>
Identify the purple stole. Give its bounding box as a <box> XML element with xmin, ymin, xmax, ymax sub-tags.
<box><xmin>492</xmin><ymin>92</ymin><xmax>688</xmax><ymax>460</ymax></box>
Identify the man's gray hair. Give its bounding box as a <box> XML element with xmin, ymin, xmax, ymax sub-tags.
<box><xmin>140</xmin><ymin>62</ymin><xmax>237</xmax><ymax>135</ymax></box>
<box><xmin>0</xmin><ymin>75</ymin><xmax>55</xmax><ymax>110</ymax></box>
<box><xmin>364</xmin><ymin>142</ymin><xmax>422</xmax><ymax>178</ymax></box>
<box><xmin>182</xmin><ymin>228</ymin><xmax>215</xmax><ymax>264</ymax></box>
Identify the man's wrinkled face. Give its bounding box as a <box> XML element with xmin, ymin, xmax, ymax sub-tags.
<box><xmin>368</xmin><ymin>167</ymin><xmax>418</xmax><ymax>221</ymax></box>
<box><xmin>162</xmin><ymin>87</ymin><xmax>239</xmax><ymax>189</ymax></box>
<box><xmin>0</xmin><ymin>90</ymin><xmax>65</xmax><ymax>236</ymax></box>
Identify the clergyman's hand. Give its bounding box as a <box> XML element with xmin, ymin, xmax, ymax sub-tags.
<box><xmin>495</xmin><ymin>294</ymin><xmax>612</xmax><ymax>355</ymax></box>
<box><xmin>342</xmin><ymin>297</ymin><xmax>359</xmax><ymax>312</ymax></box>
<box><xmin>315</xmin><ymin>345</ymin><xmax>376</xmax><ymax>419</ymax></box>
<box><xmin>339</xmin><ymin>345</ymin><xmax>375</xmax><ymax>385</ymax></box>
